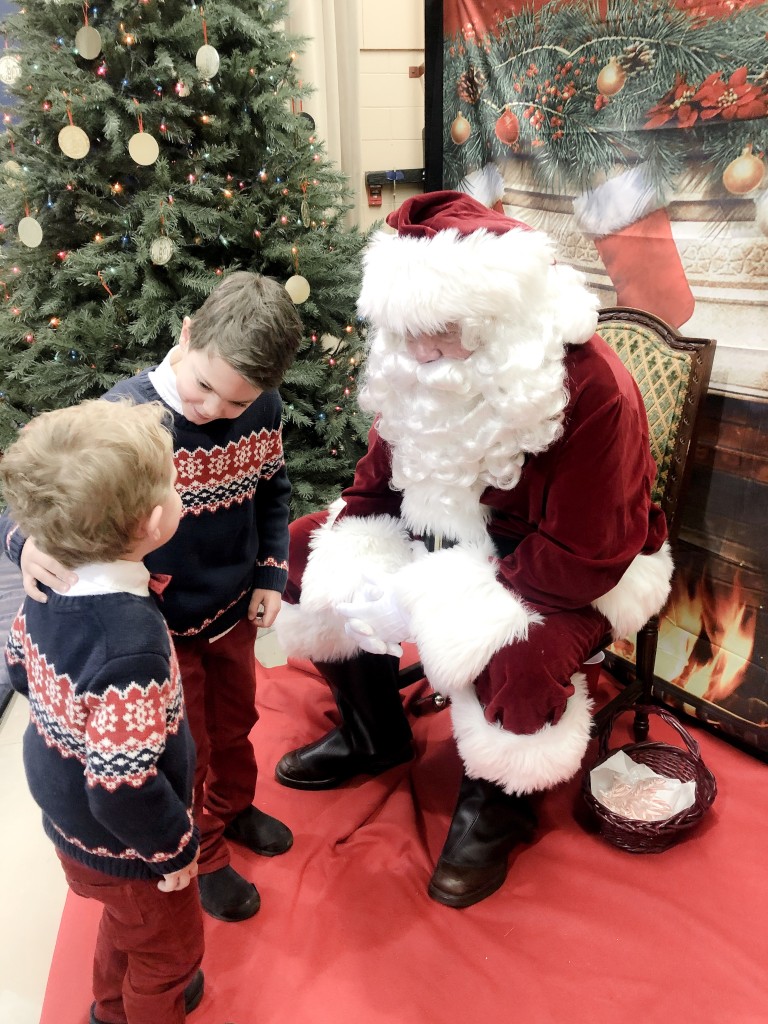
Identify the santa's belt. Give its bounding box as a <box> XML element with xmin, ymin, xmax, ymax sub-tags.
<box><xmin>418</xmin><ymin>531</ymin><xmax>519</xmax><ymax>558</ymax></box>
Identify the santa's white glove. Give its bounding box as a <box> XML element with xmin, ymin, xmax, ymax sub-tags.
<box><xmin>336</xmin><ymin>575</ymin><xmax>412</xmax><ymax>658</ymax></box>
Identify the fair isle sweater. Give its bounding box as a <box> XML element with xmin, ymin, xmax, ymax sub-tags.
<box><xmin>4</xmin><ymin>561</ymin><xmax>197</xmax><ymax>879</ymax></box>
<box><xmin>109</xmin><ymin>364</ymin><xmax>291</xmax><ymax>638</ymax></box>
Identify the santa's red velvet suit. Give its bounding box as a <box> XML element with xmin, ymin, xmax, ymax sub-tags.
<box><xmin>276</xmin><ymin>191</ymin><xmax>672</xmax><ymax>908</ymax></box>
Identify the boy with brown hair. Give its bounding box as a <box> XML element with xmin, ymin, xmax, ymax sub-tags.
<box><xmin>2</xmin><ymin>271</ymin><xmax>304</xmax><ymax>922</ymax></box>
<box><xmin>1</xmin><ymin>399</ymin><xmax>204</xmax><ymax>1024</ymax></box>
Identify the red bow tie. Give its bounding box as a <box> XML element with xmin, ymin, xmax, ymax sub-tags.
<box><xmin>148</xmin><ymin>573</ymin><xmax>173</xmax><ymax>597</ymax></box>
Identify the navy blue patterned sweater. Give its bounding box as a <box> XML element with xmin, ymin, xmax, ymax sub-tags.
<box><xmin>5</xmin><ymin>585</ymin><xmax>198</xmax><ymax>879</ymax></box>
<box><xmin>104</xmin><ymin>370</ymin><xmax>291</xmax><ymax>638</ymax></box>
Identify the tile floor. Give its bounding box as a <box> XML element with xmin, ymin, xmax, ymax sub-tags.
<box><xmin>0</xmin><ymin>628</ymin><xmax>287</xmax><ymax>1024</ymax></box>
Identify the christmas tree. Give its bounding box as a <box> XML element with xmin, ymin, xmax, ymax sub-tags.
<box><xmin>0</xmin><ymin>0</ymin><xmax>371</xmax><ymax>516</ymax></box>
<box><xmin>441</xmin><ymin>0</ymin><xmax>768</xmax><ymax>198</ymax></box>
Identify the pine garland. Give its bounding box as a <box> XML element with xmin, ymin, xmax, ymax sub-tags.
<box><xmin>442</xmin><ymin>0</ymin><xmax>768</xmax><ymax>197</ymax></box>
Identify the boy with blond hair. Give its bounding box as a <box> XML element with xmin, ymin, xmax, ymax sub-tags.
<box><xmin>1</xmin><ymin>399</ymin><xmax>204</xmax><ymax>1024</ymax></box>
<box><xmin>2</xmin><ymin>271</ymin><xmax>304</xmax><ymax>922</ymax></box>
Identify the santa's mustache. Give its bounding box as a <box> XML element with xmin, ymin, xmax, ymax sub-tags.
<box><xmin>413</xmin><ymin>357</ymin><xmax>475</xmax><ymax>394</ymax></box>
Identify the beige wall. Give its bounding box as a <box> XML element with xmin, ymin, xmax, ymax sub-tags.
<box><xmin>357</xmin><ymin>0</ymin><xmax>425</xmax><ymax>231</ymax></box>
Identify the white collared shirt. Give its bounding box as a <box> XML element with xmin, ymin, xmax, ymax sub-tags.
<box><xmin>63</xmin><ymin>560</ymin><xmax>151</xmax><ymax>598</ymax></box>
<box><xmin>148</xmin><ymin>349</ymin><xmax>183</xmax><ymax>414</ymax></box>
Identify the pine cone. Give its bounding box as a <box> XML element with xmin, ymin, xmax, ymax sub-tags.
<box><xmin>456</xmin><ymin>67</ymin><xmax>487</xmax><ymax>104</ymax></box>
<box><xmin>618</xmin><ymin>42</ymin><xmax>656</xmax><ymax>76</ymax></box>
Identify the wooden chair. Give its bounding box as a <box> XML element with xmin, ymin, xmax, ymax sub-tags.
<box><xmin>398</xmin><ymin>306</ymin><xmax>716</xmax><ymax>741</ymax></box>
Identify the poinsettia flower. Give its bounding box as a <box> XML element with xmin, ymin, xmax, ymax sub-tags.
<box><xmin>695</xmin><ymin>66</ymin><xmax>768</xmax><ymax>121</ymax></box>
<box><xmin>645</xmin><ymin>73</ymin><xmax>700</xmax><ymax>128</ymax></box>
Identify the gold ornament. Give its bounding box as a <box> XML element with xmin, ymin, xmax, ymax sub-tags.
<box><xmin>18</xmin><ymin>216</ymin><xmax>43</xmax><ymax>248</ymax></box>
<box><xmin>450</xmin><ymin>113</ymin><xmax>471</xmax><ymax>145</ymax></box>
<box><xmin>723</xmin><ymin>146</ymin><xmax>765</xmax><ymax>196</ymax></box>
<box><xmin>596</xmin><ymin>57</ymin><xmax>626</xmax><ymax>97</ymax></box>
<box><xmin>3</xmin><ymin>159</ymin><xmax>24</xmax><ymax>187</ymax></box>
<box><xmin>195</xmin><ymin>44</ymin><xmax>220</xmax><ymax>79</ymax></box>
<box><xmin>75</xmin><ymin>25</ymin><xmax>102</xmax><ymax>61</ymax></box>
<box><xmin>285</xmin><ymin>275</ymin><xmax>311</xmax><ymax>304</ymax></box>
<box><xmin>0</xmin><ymin>54</ymin><xmax>22</xmax><ymax>85</ymax></box>
<box><xmin>58</xmin><ymin>124</ymin><xmax>90</xmax><ymax>159</ymax></box>
<box><xmin>150</xmin><ymin>237</ymin><xmax>174</xmax><ymax>265</ymax></box>
<box><xmin>128</xmin><ymin>131</ymin><xmax>160</xmax><ymax>166</ymax></box>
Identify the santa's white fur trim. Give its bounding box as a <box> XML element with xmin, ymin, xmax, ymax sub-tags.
<box><xmin>275</xmin><ymin>514</ymin><xmax>414</xmax><ymax>662</ymax></box>
<box><xmin>357</xmin><ymin>225</ymin><xmax>598</xmax><ymax>345</ymax></box>
<box><xmin>592</xmin><ymin>542</ymin><xmax>673</xmax><ymax>638</ymax></box>
<box><xmin>449</xmin><ymin>674</ymin><xmax>594</xmax><ymax>795</ymax></box>
<box><xmin>573</xmin><ymin>164</ymin><xmax>667</xmax><ymax>238</ymax></box>
<box><xmin>392</xmin><ymin>546</ymin><xmax>541</xmax><ymax>692</ymax></box>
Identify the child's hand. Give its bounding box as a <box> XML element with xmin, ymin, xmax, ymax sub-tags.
<box><xmin>157</xmin><ymin>849</ymin><xmax>199</xmax><ymax>892</ymax></box>
<box><xmin>20</xmin><ymin>537</ymin><xmax>78</xmax><ymax>602</ymax></box>
<box><xmin>248</xmin><ymin>588</ymin><xmax>281</xmax><ymax>628</ymax></box>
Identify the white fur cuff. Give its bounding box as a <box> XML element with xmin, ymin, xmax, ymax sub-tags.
<box><xmin>592</xmin><ymin>543</ymin><xmax>673</xmax><ymax>639</ymax></box>
<box><xmin>274</xmin><ymin>514</ymin><xmax>414</xmax><ymax>662</ymax></box>
<box><xmin>449</xmin><ymin>675</ymin><xmax>594</xmax><ymax>795</ymax></box>
<box><xmin>393</xmin><ymin>547</ymin><xmax>541</xmax><ymax>693</ymax></box>
<box><xmin>573</xmin><ymin>164</ymin><xmax>666</xmax><ymax>238</ymax></box>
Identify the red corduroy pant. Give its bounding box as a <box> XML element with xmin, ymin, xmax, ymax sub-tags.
<box><xmin>174</xmin><ymin>616</ymin><xmax>259</xmax><ymax>872</ymax></box>
<box><xmin>58</xmin><ymin>853</ymin><xmax>204</xmax><ymax>1024</ymax></box>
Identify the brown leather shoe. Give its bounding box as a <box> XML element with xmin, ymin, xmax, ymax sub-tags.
<box><xmin>428</xmin><ymin>859</ymin><xmax>508</xmax><ymax>909</ymax></box>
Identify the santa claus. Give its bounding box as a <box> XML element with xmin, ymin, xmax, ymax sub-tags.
<box><xmin>275</xmin><ymin>190</ymin><xmax>672</xmax><ymax>909</ymax></box>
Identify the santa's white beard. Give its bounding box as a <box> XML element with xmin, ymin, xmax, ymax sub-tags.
<box><xmin>359</xmin><ymin>323</ymin><xmax>569</xmax><ymax>545</ymax></box>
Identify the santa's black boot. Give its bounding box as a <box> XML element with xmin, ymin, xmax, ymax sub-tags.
<box><xmin>274</xmin><ymin>652</ymin><xmax>414</xmax><ymax>790</ymax></box>
<box><xmin>428</xmin><ymin>773</ymin><xmax>537</xmax><ymax>909</ymax></box>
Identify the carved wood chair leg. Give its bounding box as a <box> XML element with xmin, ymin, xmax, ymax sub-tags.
<box><xmin>632</xmin><ymin>708</ymin><xmax>650</xmax><ymax>741</ymax></box>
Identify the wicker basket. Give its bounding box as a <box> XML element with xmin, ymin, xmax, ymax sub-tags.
<box><xmin>582</xmin><ymin>705</ymin><xmax>717</xmax><ymax>853</ymax></box>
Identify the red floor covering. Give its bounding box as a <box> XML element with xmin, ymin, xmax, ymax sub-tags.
<box><xmin>41</xmin><ymin>656</ymin><xmax>768</xmax><ymax>1024</ymax></box>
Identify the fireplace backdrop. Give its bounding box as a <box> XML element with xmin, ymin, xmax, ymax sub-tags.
<box><xmin>425</xmin><ymin>0</ymin><xmax>768</xmax><ymax>754</ymax></box>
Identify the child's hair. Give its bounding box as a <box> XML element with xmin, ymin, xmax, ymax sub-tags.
<box><xmin>0</xmin><ymin>399</ymin><xmax>174</xmax><ymax>569</ymax></box>
<box><xmin>188</xmin><ymin>271</ymin><xmax>303</xmax><ymax>389</ymax></box>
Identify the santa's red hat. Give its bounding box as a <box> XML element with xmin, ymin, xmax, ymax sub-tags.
<box><xmin>357</xmin><ymin>190</ymin><xmax>599</xmax><ymax>345</ymax></box>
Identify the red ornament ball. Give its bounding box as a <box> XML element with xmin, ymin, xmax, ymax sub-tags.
<box><xmin>494</xmin><ymin>109</ymin><xmax>520</xmax><ymax>147</ymax></box>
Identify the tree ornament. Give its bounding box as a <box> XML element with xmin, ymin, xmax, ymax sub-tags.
<box><xmin>3</xmin><ymin>159</ymin><xmax>24</xmax><ymax>186</ymax></box>
<box><xmin>150</xmin><ymin>236</ymin><xmax>174</xmax><ymax>265</ymax></box>
<box><xmin>494</xmin><ymin>108</ymin><xmax>520</xmax><ymax>146</ymax></box>
<box><xmin>58</xmin><ymin>124</ymin><xmax>90</xmax><ymax>159</ymax></box>
<box><xmin>285</xmin><ymin>275</ymin><xmax>310</xmax><ymax>304</ymax></box>
<box><xmin>175</xmin><ymin>80</ymin><xmax>190</xmax><ymax>97</ymax></box>
<box><xmin>128</xmin><ymin>131</ymin><xmax>159</xmax><ymax>166</ymax></box>
<box><xmin>18</xmin><ymin>216</ymin><xmax>43</xmax><ymax>248</ymax></box>
<box><xmin>456</xmin><ymin>67</ymin><xmax>486</xmax><ymax>105</ymax></box>
<box><xmin>75</xmin><ymin>25</ymin><xmax>102</xmax><ymax>60</ymax></box>
<box><xmin>450</xmin><ymin>113</ymin><xmax>471</xmax><ymax>145</ymax></box>
<box><xmin>723</xmin><ymin>146</ymin><xmax>765</xmax><ymax>195</ymax></box>
<box><xmin>596</xmin><ymin>57</ymin><xmax>626</xmax><ymax>97</ymax></box>
<box><xmin>0</xmin><ymin>53</ymin><xmax>22</xmax><ymax>85</ymax></box>
<box><xmin>755</xmin><ymin>190</ymin><xmax>768</xmax><ymax>237</ymax></box>
<box><xmin>196</xmin><ymin>44</ymin><xmax>220</xmax><ymax>79</ymax></box>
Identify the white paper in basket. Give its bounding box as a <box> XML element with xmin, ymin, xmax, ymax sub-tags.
<box><xmin>590</xmin><ymin>751</ymin><xmax>697</xmax><ymax>822</ymax></box>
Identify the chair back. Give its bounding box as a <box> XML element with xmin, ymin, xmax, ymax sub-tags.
<box><xmin>597</xmin><ymin>307</ymin><xmax>716</xmax><ymax>539</ymax></box>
